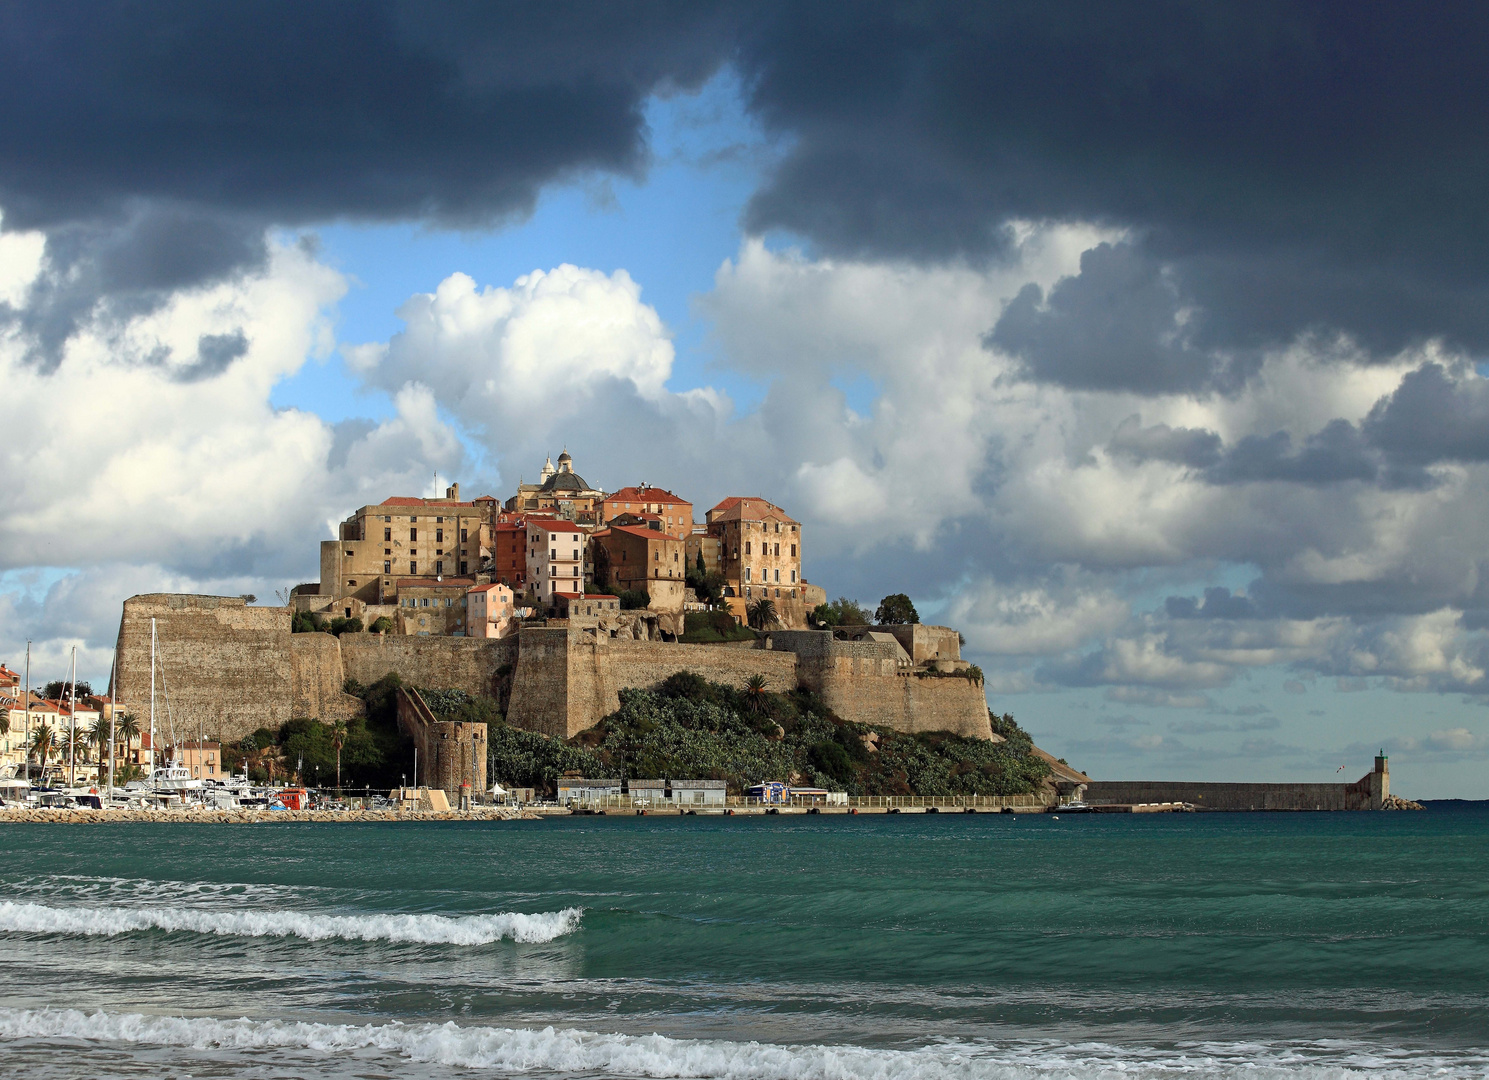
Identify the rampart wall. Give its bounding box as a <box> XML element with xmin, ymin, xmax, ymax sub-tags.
<box><xmin>1085</xmin><ymin>762</ymin><xmax>1387</xmax><ymax>811</ymax></box>
<box><xmin>340</xmin><ymin>633</ymin><xmax>516</xmax><ymax>698</ymax></box>
<box><xmin>114</xmin><ymin>596</ymin><xmax>995</xmax><ymax>745</ymax></box>
<box><xmin>113</xmin><ymin>594</ymin><xmax>361</xmax><ymax>743</ymax></box>
<box><xmin>774</xmin><ymin>630</ymin><xmax>992</xmax><ymax>740</ymax></box>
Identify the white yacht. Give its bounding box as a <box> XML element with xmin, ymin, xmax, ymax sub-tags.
<box><xmin>150</xmin><ymin>761</ymin><xmax>203</xmax><ymax>792</ymax></box>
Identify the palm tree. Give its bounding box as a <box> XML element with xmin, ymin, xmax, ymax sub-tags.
<box><xmin>331</xmin><ymin>720</ymin><xmax>347</xmax><ymax>790</ymax></box>
<box><xmin>30</xmin><ymin>722</ymin><xmax>55</xmax><ymax>773</ymax></box>
<box><xmin>746</xmin><ymin>598</ymin><xmax>778</xmax><ymax>631</ymax></box>
<box><xmin>0</xmin><ymin>712</ymin><xmax>9</xmax><ymax>740</ymax></box>
<box><xmin>743</xmin><ymin>674</ymin><xmax>769</xmax><ymax>714</ymax></box>
<box><xmin>115</xmin><ymin>713</ymin><xmax>141</xmax><ymax>764</ymax></box>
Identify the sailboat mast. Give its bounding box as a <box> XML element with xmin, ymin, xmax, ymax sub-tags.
<box><xmin>108</xmin><ymin>645</ymin><xmax>118</xmax><ymax>795</ymax></box>
<box><xmin>22</xmin><ymin>640</ymin><xmax>30</xmax><ymax>786</ymax></box>
<box><xmin>68</xmin><ymin>647</ymin><xmax>77</xmax><ymax>788</ymax></box>
<box><xmin>149</xmin><ymin>618</ymin><xmax>157</xmax><ymax>775</ymax></box>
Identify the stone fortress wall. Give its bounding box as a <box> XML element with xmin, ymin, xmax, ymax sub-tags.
<box><xmin>112</xmin><ymin>594</ymin><xmax>991</xmax><ymax>744</ymax></box>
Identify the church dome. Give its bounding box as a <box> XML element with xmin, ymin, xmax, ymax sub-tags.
<box><xmin>557</xmin><ymin>449</ymin><xmax>573</xmax><ymax>473</ymax></box>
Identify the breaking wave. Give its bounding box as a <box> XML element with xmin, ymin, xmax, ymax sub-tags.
<box><xmin>0</xmin><ymin>901</ymin><xmax>583</xmax><ymax>945</ymax></box>
<box><xmin>0</xmin><ymin>1008</ymin><xmax>1484</xmax><ymax>1080</ymax></box>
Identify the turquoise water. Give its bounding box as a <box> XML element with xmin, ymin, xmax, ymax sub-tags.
<box><xmin>1</xmin><ymin>805</ymin><xmax>1486</xmax><ymax>1078</ymax></box>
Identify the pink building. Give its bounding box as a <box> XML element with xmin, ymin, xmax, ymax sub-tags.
<box><xmin>465</xmin><ymin>582</ymin><xmax>518</xmax><ymax>638</ymax></box>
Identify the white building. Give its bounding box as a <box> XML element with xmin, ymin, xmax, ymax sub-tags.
<box><xmin>526</xmin><ymin>519</ymin><xmax>586</xmax><ymax>599</ymax></box>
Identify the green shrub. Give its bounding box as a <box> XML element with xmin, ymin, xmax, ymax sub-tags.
<box><xmin>680</xmin><ymin>611</ymin><xmax>754</xmax><ymax>643</ymax></box>
<box><xmin>618</xmin><ymin>589</ymin><xmax>651</xmax><ymax>610</ymax></box>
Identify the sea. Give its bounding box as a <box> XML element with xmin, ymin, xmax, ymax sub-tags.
<box><xmin>1</xmin><ymin>804</ymin><xmax>1486</xmax><ymax>1080</ymax></box>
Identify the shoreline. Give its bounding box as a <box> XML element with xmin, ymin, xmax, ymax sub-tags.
<box><xmin>0</xmin><ymin>806</ymin><xmax>541</xmax><ymax>824</ymax></box>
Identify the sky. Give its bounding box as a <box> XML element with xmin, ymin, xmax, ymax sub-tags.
<box><xmin>2</xmin><ymin>2</ymin><xmax>1488</xmax><ymax>797</ymax></box>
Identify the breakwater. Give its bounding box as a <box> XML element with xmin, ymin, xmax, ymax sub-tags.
<box><xmin>1085</xmin><ymin>756</ymin><xmax>1392</xmax><ymax>811</ymax></box>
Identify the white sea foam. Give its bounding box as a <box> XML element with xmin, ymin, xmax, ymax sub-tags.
<box><xmin>0</xmin><ymin>901</ymin><xmax>583</xmax><ymax>945</ymax></box>
<box><xmin>0</xmin><ymin>1009</ymin><xmax>1483</xmax><ymax>1080</ymax></box>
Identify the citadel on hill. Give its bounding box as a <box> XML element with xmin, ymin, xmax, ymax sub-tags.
<box><xmin>108</xmin><ymin>453</ymin><xmax>1016</xmax><ymax>765</ymax></box>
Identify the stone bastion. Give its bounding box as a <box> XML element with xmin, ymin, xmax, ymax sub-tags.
<box><xmin>111</xmin><ymin>594</ymin><xmax>993</xmax><ymax>744</ymax></box>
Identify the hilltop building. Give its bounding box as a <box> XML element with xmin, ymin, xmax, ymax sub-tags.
<box><xmin>600</xmin><ymin>485</ymin><xmax>693</xmax><ymax>540</ymax></box>
<box><xmin>506</xmin><ymin>451</ymin><xmax>605</xmax><ymax>524</ymax></box>
<box><xmin>526</xmin><ymin>518</ymin><xmax>586</xmax><ymax>598</ymax></box>
<box><xmin>590</xmin><ymin>524</ymin><xmax>688</xmax><ymax>615</ymax></box>
<box><xmin>312</xmin><ymin>484</ymin><xmax>490</xmax><ymax>615</ymax></box>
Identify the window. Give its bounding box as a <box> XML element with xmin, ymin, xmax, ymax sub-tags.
<box><xmin>347</xmin><ymin>579</ymin><xmax>356</xmax><ymax>587</ymax></box>
<box><xmin>744</xmin><ymin>567</ymin><xmax>752</xmax><ymax>582</ymax></box>
<box><xmin>774</xmin><ymin>569</ymin><xmax>780</xmax><ymax>582</ymax></box>
<box><xmin>460</xmin><ymin>528</ymin><xmax>468</xmax><ymax>542</ymax></box>
<box><xmin>745</xmin><ymin>541</ymin><xmax>751</xmax><ymax>555</ymax></box>
<box><xmin>384</xmin><ymin>561</ymin><xmax>391</xmax><ymax>574</ymax></box>
<box><xmin>411</xmin><ymin>516</ymin><xmax>417</xmax><ymax>522</ymax></box>
<box><xmin>384</xmin><ymin>528</ymin><xmax>391</xmax><ymax>541</ymax></box>
<box><xmin>790</xmin><ymin>569</ymin><xmax>797</xmax><ymax>583</ymax></box>
<box><xmin>410</xmin><ymin>548</ymin><xmax>417</xmax><ymax>556</ymax></box>
<box><xmin>422</xmin><ymin>598</ymin><xmax>429</xmax><ymax>607</ymax></box>
<box><xmin>573</xmin><ymin>549</ymin><xmax>578</xmax><ymax>560</ymax></box>
<box><xmin>383</xmin><ymin>515</ymin><xmax>391</xmax><ymax>522</ymax></box>
<box><xmin>345</xmin><ymin>549</ymin><xmax>354</xmax><ymax>557</ymax></box>
<box><xmin>435</xmin><ymin>516</ymin><xmax>443</xmax><ymax>523</ymax></box>
<box><xmin>791</xmin><ymin>544</ymin><xmax>797</xmax><ymax>557</ymax></box>
<box><xmin>551</xmin><ymin>548</ymin><xmax>556</xmax><ymax>559</ymax></box>
<box><xmin>436</xmin><ymin>528</ymin><xmax>444</xmax><ymax>542</ymax></box>
<box><xmin>654</xmin><ymin>550</ymin><xmax>660</xmax><ymax>561</ymax></box>
<box><xmin>410</xmin><ymin>527</ymin><xmax>418</xmax><ymax>541</ymax></box>
<box><xmin>460</xmin><ymin>561</ymin><xmax>468</xmax><ymax>575</ymax></box>
<box><xmin>774</xmin><ymin>543</ymin><xmax>780</xmax><ymax>556</ymax></box>
<box><xmin>436</xmin><ymin>560</ymin><xmax>444</xmax><ymax>575</ymax></box>
<box><xmin>410</xmin><ymin>561</ymin><xmax>418</xmax><ymax>574</ymax></box>
<box><xmin>384</xmin><ymin>548</ymin><xmax>391</xmax><ymax>556</ymax></box>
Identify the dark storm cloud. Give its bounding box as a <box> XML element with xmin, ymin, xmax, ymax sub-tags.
<box><xmin>1204</xmin><ymin>420</ymin><xmax>1377</xmax><ymax>486</ymax></box>
<box><xmin>8</xmin><ymin>3</ymin><xmax>1489</xmax><ymax>386</ymax></box>
<box><xmin>0</xmin><ymin>2</ymin><xmax>734</xmax><ymax>231</ymax></box>
<box><xmin>736</xmin><ymin>3</ymin><xmax>1489</xmax><ymax>366</ymax></box>
<box><xmin>0</xmin><ymin>1</ymin><xmax>737</xmax><ymax>360</ymax></box>
<box><xmin>1107</xmin><ymin>416</ymin><xmax>1223</xmax><ymax>469</ymax></box>
<box><xmin>1362</xmin><ymin>363</ymin><xmax>1489</xmax><ymax>465</ymax></box>
<box><xmin>1165</xmin><ymin>587</ymin><xmax>1257</xmax><ymax>621</ymax></box>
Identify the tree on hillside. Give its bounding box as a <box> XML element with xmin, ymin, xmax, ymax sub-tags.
<box><xmin>743</xmin><ymin>674</ymin><xmax>769</xmax><ymax>714</ymax></box>
<box><xmin>369</xmin><ymin>616</ymin><xmax>394</xmax><ymax>634</ymax></box>
<box><xmin>812</xmin><ymin>597</ymin><xmax>870</xmax><ymax>627</ymax></box>
<box><xmin>746</xmin><ymin>598</ymin><xmax>778</xmax><ymax>630</ymax></box>
<box><xmin>875</xmin><ymin>593</ymin><xmax>919</xmax><ymax>625</ymax></box>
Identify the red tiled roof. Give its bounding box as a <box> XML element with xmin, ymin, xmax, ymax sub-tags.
<box><xmin>466</xmin><ymin>583</ymin><xmax>509</xmax><ymax>593</ymax></box>
<box><xmin>605</xmin><ymin>486</ymin><xmax>690</xmax><ymax>506</ymax></box>
<box><xmin>708</xmin><ymin>496</ymin><xmax>799</xmax><ymax>525</ymax></box>
<box><xmin>372</xmin><ymin>496</ymin><xmax>490</xmax><ymax>508</ymax></box>
<box><xmin>609</xmin><ymin>524</ymin><xmax>673</xmax><ymax>540</ymax></box>
<box><xmin>526</xmin><ymin>519</ymin><xmax>583</xmax><ymax>533</ymax></box>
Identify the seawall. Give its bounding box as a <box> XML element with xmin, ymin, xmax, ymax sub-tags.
<box><xmin>1085</xmin><ymin>759</ymin><xmax>1388</xmax><ymax>811</ymax></box>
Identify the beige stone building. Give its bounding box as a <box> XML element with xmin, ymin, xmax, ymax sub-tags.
<box><xmin>166</xmin><ymin>739</ymin><xmax>223</xmax><ymax>781</ymax></box>
<box><xmin>600</xmin><ymin>485</ymin><xmax>693</xmax><ymax>540</ymax></box>
<box><xmin>312</xmin><ymin>484</ymin><xmax>493</xmax><ymax>615</ymax></box>
<box><xmin>592</xmin><ymin>524</ymin><xmax>688</xmax><ymax>615</ymax></box>
<box><xmin>396</xmin><ymin>578</ymin><xmax>478</xmax><ymax>636</ymax></box>
<box><xmin>706</xmin><ymin>497</ymin><xmax>804</xmax><ymax>601</ymax></box>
